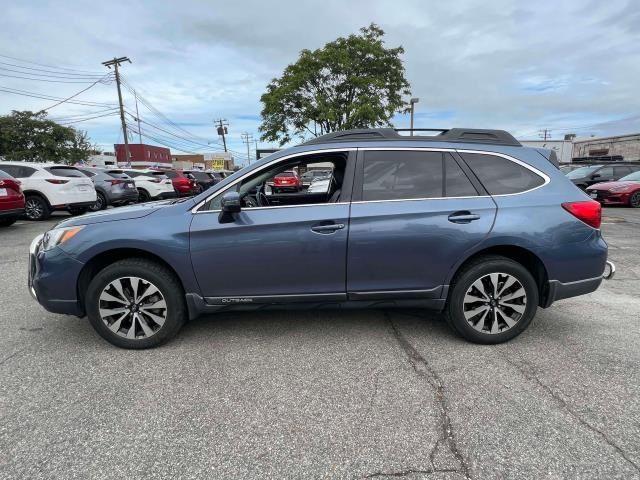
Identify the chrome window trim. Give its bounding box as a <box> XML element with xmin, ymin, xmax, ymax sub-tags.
<box><xmin>351</xmin><ymin>195</ymin><xmax>491</xmax><ymax>205</ymax></box>
<box><xmin>192</xmin><ymin>147</ymin><xmax>355</xmax><ymax>213</ymax></box>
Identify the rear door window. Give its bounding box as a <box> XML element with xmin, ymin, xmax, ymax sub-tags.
<box><xmin>460</xmin><ymin>153</ymin><xmax>545</xmax><ymax>195</ymax></box>
<box><xmin>362</xmin><ymin>150</ymin><xmax>443</xmax><ymax>201</ymax></box>
<box><xmin>44</xmin><ymin>166</ymin><xmax>84</xmax><ymax>178</ymax></box>
<box><xmin>0</xmin><ymin>165</ymin><xmax>21</xmax><ymax>177</ymax></box>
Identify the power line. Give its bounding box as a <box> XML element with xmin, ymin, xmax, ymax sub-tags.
<box><xmin>50</xmin><ymin>107</ymin><xmax>120</xmax><ymax>121</ymax></box>
<box><xmin>57</xmin><ymin>111</ymin><xmax>120</xmax><ymax>126</ymax></box>
<box><xmin>0</xmin><ymin>65</ymin><xmax>108</xmax><ymax>80</ymax></box>
<box><xmin>0</xmin><ymin>61</ymin><xmax>107</xmax><ymax>78</ymax></box>
<box><xmin>37</xmin><ymin>74</ymin><xmax>114</xmax><ymax>113</ymax></box>
<box><xmin>0</xmin><ymin>53</ymin><xmax>104</xmax><ymax>74</ymax></box>
<box><xmin>0</xmin><ymin>72</ymin><xmax>111</xmax><ymax>83</ymax></box>
<box><xmin>0</xmin><ymin>86</ymin><xmax>116</xmax><ymax>107</ymax></box>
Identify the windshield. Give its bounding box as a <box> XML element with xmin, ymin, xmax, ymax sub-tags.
<box><xmin>619</xmin><ymin>171</ymin><xmax>640</xmax><ymax>182</ymax></box>
<box><xmin>566</xmin><ymin>166</ymin><xmax>601</xmax><ymax>179</ymax></box>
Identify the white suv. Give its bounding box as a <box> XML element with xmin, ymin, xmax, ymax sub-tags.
<box><xmin>0</xmin><ymin>162</ymin><xmax>96</xmax><ymax>220</ymax></box>
<box><xmin>122</xmin><ymin>169</ymin><xmax>176</xmax><ymax>202</ymax></box>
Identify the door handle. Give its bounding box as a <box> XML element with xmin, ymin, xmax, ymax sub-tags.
<box><xmin>448</xmin><ymin>211</ymin><xmax>480</xmax><ymax>224</ymax></box>
<box><xmin>311</xmin><ymin>223</ymin><xmax>345</xmax><ymax>234</ymax></box>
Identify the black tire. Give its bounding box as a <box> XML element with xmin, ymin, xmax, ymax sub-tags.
<box><xmin>445</xmin><ymin>255</ymin><xmax>539</xmax><ymax>344</ymax></box>
<box><xmin>24</xmin><ymin>195</ymin><xmax>51</xmax><ymax>221</ymax></box>
<box><xmin>0</xmin><ymin>217</ymin><xmax>17</xmax><ymax>227</ymax></box>
<box><xmin>89</xmin><ymin>192</ymin><xmax>107</xmax><ymax>211</ymax></box>
<box><xmin>629</xmin><ymin>191</ymin><xmax>640</xmax><ymax>208</ymax></box>
<box><xmin>69</xmin><ymin>206</ymin><xmax>88</xmax><ymax>216</ymax></box>
<box><xmin>137</xmin><ymin>189</ymin><xmax>150</xmax><ymax>203</ymax></box>
<box><xmin>85</xmin><ymin>259</ymin><xmax>187</xmax><ymax>349</ymax></box>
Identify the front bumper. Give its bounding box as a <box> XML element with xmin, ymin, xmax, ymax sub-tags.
<box><xmin>0</xmin><ymin>207</ymin><xmax>25</xmax><ymax>218</ymax></box>
<box><xmin>29</xmin><ymin>234</ymin><xmax>85</xmax><ymax>317</ymax></box>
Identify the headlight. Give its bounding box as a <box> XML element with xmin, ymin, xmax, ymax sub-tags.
<box><xmin>41</xmin><ymin>225</ymin><xmax>85</xmax><ymax>252</ymax></box>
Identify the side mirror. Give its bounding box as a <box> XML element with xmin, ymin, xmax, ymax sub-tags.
<box><xmin>221</xmin><ymin>191</ymin><xmax>241</xmax><ymax>213</ymax></box>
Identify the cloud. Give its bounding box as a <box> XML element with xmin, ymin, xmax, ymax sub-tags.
<box><xmin>1</xmin><ymin>0</ymin><xmax>640</xmax><ymax>162</ymax></box>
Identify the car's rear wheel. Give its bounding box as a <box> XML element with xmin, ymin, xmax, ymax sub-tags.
<box><xmin>24</xmin><ymin>195</ymin><xmax>51</xmax><ymax>221</ymax></box>
<box><xmin>137</xmin><ymin>189</ymin><xmax>150</xmax><ymax>203</ymax></box>
<box><xmin>446</xmin><ymin>255</ymin><xmax>538</xmax><ymax>344</ymax></box>
<box><xmin>85</xmin><ymin>259</ymin><xmax>187</xmax><ymax>349</ymax></box>
<box><xmin>629</xmin><ymin>191</ymin><xmax>640</xmax><ymax>208</ymax></box>
<box><xmin>89</xmin><ymin>192</ymin><xmax>107</xmax><ymax>211</ymax></box>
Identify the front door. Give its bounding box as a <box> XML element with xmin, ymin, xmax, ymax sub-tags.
<box><xmin>189</xmin><ymin>150</ymin><xmax>354</xmax><ymax>302</ymax></box>
<box><xmin>347</xmin><ymin>149</ymin><xmax>496</xmax><ymax>296</ymax></box>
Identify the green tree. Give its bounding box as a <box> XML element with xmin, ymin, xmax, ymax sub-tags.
<box><xmin>0</xmin><ymin>110</ymin><xmax>92</xmax><ymax>163</ymax></box>
<box><xmin>259</xmin><ymin>24</ymin><xmax>412</xmax><ymax>146</ymax></box>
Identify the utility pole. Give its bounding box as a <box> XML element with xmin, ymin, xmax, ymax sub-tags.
<box><xmin>214</xmin><ymin>119</ymin><xmax>229</xmax><ymax>152</ymax></box>
<box><xmin>409</xmin><ymin>97</ymin><xmax>420</xmax><ymax>135</ymax></box>
<box><xmin>102</xmin><ymin>56</ymin><xmax>131</xmax><ymax>165</ymax></box>
<box><xmin>241</xmin><ymin>132</ymin><xmax>253</xmax><ymax>165</ymax></box>
<box><xmin>538</xmin><ymin>128</ymin><xmax>551</xmax><ymax>141</ymax></box>
<box><xmin>134</xmin><ymin>91</ymin><xmax>143</xmax><ymax>144</ymax></box>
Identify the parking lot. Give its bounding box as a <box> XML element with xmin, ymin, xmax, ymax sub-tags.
<box><xmin>1</xmin><ymin>209</ymin><xmax>639</xmax><ymax>479</ymax></box>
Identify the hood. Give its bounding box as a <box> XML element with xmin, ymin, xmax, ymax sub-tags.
<box><xmin>54</xmin><ymin>199</ymin><xmax>192</xmax><ymax>228</ymax></box>
<box><xmin>587</xmin><ymin>180</ymin><xmax>640</xmax><ymax>191</ymax></box>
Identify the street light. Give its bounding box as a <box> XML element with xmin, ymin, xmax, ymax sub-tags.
<box><xmin>409</xmin><ymin>97</ymin><xmax>420</xmax><ymax>136</ymax></box>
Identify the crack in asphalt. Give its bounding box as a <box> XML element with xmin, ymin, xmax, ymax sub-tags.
<box><xmin>500</xmin><ymin>353</ymin><xmax>640</xmax><ymax>474</ymax></box>
<box><xmin>385</xmin><ymin>313</ymin><xmax>471</xmax><ymax>480</ymax></box>
<box><xmin>363</xmin><ymin>467</ymin><xmax>460</xmax><ymax>478</ymax></box>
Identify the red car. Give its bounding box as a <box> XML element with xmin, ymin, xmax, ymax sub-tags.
<box><xmin>272</xmin><ymin>171</ymin><xmax>302</xmax><ymax>193</ymax></box>
<box><xmin>586</xmin><ymin>170</ymin><xmax>640</xmax><ymax>207</ymax></box>
<box><xmin>0</xmin><ymin>169</ymin><xmax>25</xmax><ymax>227</ymax></box>
<box><xmin>153</xmin><ymin>169</ymin><xmax>198</xmax><ymax>197</ymax></box>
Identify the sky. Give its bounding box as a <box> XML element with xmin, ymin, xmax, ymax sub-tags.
<box><xmin>1</xmin><ymin>0</ymin><xmax>640</xmax><ymax>165</ymax></box>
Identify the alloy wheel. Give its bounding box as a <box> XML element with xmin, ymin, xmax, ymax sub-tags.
<box><xmin>90</xmin><ymin>194</ymin><xmax>104</xmax><ymax>211</ymax></box>
<box><xmin>630</xmin><ymin>192</ymin><xmax>640</xmax><ymax>208</ymax></box>
<box><xmin>98</xmin><ymin>276</ymin><xmax>167</xmax><ymax>340</ymax></box>
<box><xmin>462</xmin><ymin>272</ymin><xmax>527</xmax><ymax>334</ymax></box>
<box><xmin>25</xmin><ymin>198</ymin><xmax>44</xmax><ymax>220</ymax></box>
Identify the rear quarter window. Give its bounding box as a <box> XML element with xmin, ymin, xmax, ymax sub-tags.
<box><xmin>460</xmin><ymin>153</ymin><xmax>545</xmax><ymax>195</ymax></box>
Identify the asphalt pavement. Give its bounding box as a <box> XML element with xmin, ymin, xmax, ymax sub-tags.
<box><xmin>1</xmin><ymin>209</ymin><xmax>639</xmax><ymax>479</ymax></box>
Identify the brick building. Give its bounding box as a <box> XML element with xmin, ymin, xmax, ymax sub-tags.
<box><xmin>114</xmin><ymin>144</ymin><xmax>172</xmax><ymax>167</ymax></box>
<box><xmin>572</xmin><ymin>133</ymin><xmax>640</xmax><ymax>162</ymax></box>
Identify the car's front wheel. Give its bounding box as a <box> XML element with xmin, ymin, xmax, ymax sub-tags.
<box><xmin>446</xmin><ymin>255</ymin><xmax>538</xmax><ymax>344</ymax></box>
<box><xmin>85</xmin><ymin>259</ymin><xmax>187</xmax><ymax>349</ymax></box>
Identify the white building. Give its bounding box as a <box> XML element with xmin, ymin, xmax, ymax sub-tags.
<box><xmin>518</xmin><ymin>140</ymin><xmax>574</xmax><ymax>164</ymax></box>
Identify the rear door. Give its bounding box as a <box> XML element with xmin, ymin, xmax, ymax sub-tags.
<box><xmin>346</xmin><ymin>149</ymin><xmax>496</xmax><ymax>298</ymax></box>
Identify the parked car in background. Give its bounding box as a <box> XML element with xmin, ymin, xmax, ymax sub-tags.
<box><xmin>205</xmin><ymin>170</ymin><xmax>225</xmax><ymax>184</ymax></box>
<box><xmin>559</xmin><ymin>164</ymin><xmax>583</xmax><ymax>174</ymax></box>
<box><xmin>0</xmin><ymin>169</ymin><xmax>25</xmax><ymax>227</ymax></box>
<box><xmin>0</xmin><ymin>162</ymin><xmax>96</xmax><ymax>220</ymax></box>
<box><xmin>301</xmin><ymin>169</ymin><xmax>332</xmax><ymax>187</ymax></box>
<box><xmin>153</xmin><ymin>169</ymin><xmax>198</xmax><ymax>197</ymax></box>
<box><xmin>77</xmin><ymin>167</ymin><xmax>138</xmax><ymax>211</ymax></box>
<box><xmin>28</xmin><ymin>127</ymin><xmax>612</xmax><ymax>348</ymax></box>
<box><xmin>183</xmin><ymin>170</ymin><xmax>216</xmax><ymax>193</ymax></box>
<box><xmin>566</xmin><ymin>164</ymin><xmax>640</xmax><ymax>190</ymax></box>
<box><xmin>586</xmin><ymin>170</ymin><xmax>640</xmax><ymax>207</ymax></box>
<box><xmin>272</xmin><ymin>171</ymin><xmax>302</xmax><ymax>193</ymax></box>
<box><xmin>122</xmin><ymin>169</ymin><xmax>176</xmax><ymax>202</ymax></box>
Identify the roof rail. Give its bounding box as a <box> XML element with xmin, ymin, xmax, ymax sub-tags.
<box><xmin>300</xmin><ymin>128</ymin><xmax>521</xmax><ymax>147</ymax></box>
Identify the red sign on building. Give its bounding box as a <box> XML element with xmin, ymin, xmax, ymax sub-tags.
<box><xmin>114</xmin><ymin>144</ymin><xmax>172</xmax><ymax>167</ymax></box>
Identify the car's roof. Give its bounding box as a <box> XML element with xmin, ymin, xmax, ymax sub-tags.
<box><xmin>0</xmin><ymin>161</ymin><xmax>78</xmax><ymax>168</ymax></box>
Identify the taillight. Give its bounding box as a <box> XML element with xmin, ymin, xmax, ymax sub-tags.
<box><xmin>562</xmin><ymin>201</ymin><xmax>601</xmax><ymax>229</ymax></box>
<box><xmin>45</xmin><ymin>179</ymin><xmax>69</xmax><ymax>184</ymax></box>
<box><xmin>108</xmin><ymin>179</ymin><xmax>125</xmax><ymax>185</ymax></box>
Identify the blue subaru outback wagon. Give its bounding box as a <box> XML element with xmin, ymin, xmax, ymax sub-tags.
<box><xmin>29</xmin><ymin>128</ymin><xmax>614</xmax><ymax>348</ymax></box>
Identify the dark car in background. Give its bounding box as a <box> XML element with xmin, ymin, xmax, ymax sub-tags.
<box><xmin>0</xmin><ymin>169</ymin><xmax>25</xmax><ymax>226</ymax></box>
<box><xmin>28</xmin><ymin>127</ymin><xmax>613</xmax><ymax>349</ymax></box>
<box><xmin>586</xmin><ymin>170</ymin><xmax>640</xmax><ymax>207</ymax></box>
<box><xmin>566</xmin><ymin>164</ymin><xmax>640</xmax><ymax>190</ymax></box>
<box><xmin>183</xmin><ymin>170</ymin><xmax>216</xmax><ymax>193</ymax></box>
<box><xmin>77</xmin><ymin>167</ymin><xmax>138</xmax><ymax>211</ymax></box>
<box><xmin>154</xmin><ymin>169</ymin><xmax>198</xmax><ymax>197</ymax></box>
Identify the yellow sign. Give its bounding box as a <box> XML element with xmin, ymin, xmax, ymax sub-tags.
<box><xmin>209</xmin><ymin>159</ymin><xmax>225</xmax><ymax>169</ymax></box>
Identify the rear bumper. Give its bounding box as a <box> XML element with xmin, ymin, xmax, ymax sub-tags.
<box><xmin>543</xmin><ymin>260</ymin><xmax>614</xmax><ymax>307</ymax></box>
<box><xmin>54</xmin><ymin>201</ymin><xmax>97</xmax><ymax>211</ymax></box>
<box><xmin>109</xmin><ymin>189</ymin><xmax>139</xmax><ymax>204</ymax></box>
<box><xmin>0</xmin><ymin>207</ymin><xmax>25</xmax><ymax>218</ymax></box>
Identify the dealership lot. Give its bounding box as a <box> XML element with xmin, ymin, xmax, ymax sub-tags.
<box><xmin>1</xmin><ymin>210</ymin><xmax>639</xmax><ymax>479</ymax></box>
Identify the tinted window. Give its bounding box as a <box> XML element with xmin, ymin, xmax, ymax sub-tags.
<box><xmin>444</xmin><ymin>154</ymin><xmax>477</xmax><ymax>197</ymax></box>
<box><xmin>620</xmin><ymin>171</ymin><xmax>640</xmax><ymax>182</ymax></box>
<box><xmin>164</xmin><ymin>171</ymin><xmax>178</xmax><ymax>179</ymax></box>
<box><xmin>78</xmin><ymin>169</ymin><xmax>95</xmax><ymax>177</ymax></box>
<box><xmin>461</xmin><ymin>153</ymin><xmax>545</xmax><ymax>195</ymax></box>
<box><xmin>614</xmin><ymin>166</ymin><xmax>631</xmax><ymax>177</ymax></box>
<box><xmin>124</xmin><ymin>170</ymin><xmax>142</xmax><ymax>177</ymax></box>
<box><xmin>189</xmin><ymin>171</ymin><xmax>211</xmax><ymax>181</ymax></box>
<box><xmin>566</xmin><ymin>165</ymin><xmax>601</xmax><ymax>179</ymax></box>
<box><xmin>45</xmin><ymin>166</ymin><xmax>84</xmax><ymax>177</ymax></box>
<box><xmin>362</xmin><ymin>151</ymin><xmax>443</xmax><ymax>201</ymax></box>
<box><xmin>105</xmin><ymin>170</ymin><xmax>130</xmax><ymax>179</ymax></box>
<box><xmin>597</xmin><ymin>166</ymin><xmax>613</xmax><ymax>179</ymax></box>
<box><xmin>0</xmin><ymin>165</ymin><xmax>21</xmax><ymax>177</ymax></box>
<box><xmin>0</xmin><ymin>169</ymin><xmax>12</xmax><ymax>179</ymax></box>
